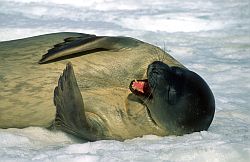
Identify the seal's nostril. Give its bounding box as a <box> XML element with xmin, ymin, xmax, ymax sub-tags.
<box><xmin>153</xmin><ymin>70</ymin><xmax>160</xmax><ymax>75</ymax></box>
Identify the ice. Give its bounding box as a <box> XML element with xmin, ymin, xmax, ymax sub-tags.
<box><xmin>0</xmin><ymin>0</ymin><xmax>250</xmax><ymax>161</ymax></box>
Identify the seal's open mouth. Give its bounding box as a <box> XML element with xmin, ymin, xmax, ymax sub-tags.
<box><xmin>129</xmin><ymin>79</ymin><xmax>152</xmax><ymax>98</ymax></box>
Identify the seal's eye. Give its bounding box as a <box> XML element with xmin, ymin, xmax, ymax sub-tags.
<box><xmin>168</xmin><ymin>87</ymin><xmax>177</xmax><ymax>105</ymax></box>
<box><xmin>165</xmin><ymin>67</ymin><xmax>186</xmax><ymax>105</ymax></box>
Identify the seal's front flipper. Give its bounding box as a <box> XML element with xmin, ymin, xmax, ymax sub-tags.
<box><xmin>53</xmin><ymin>62</ymin><xmax>97</xmax><ymax>141</ymax></box>
<box><xmin>39</xmin><ymin>34</ymin><xmax>141</xmax><ymax>64</ymax></box>
<box><xmin>39</xmin><ymin>35</ymin><xmax>105</xmax><ymax>64</ymax></box>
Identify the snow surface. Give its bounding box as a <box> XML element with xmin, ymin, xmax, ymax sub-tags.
<box><xmin>0</xmin><ymin>0</ymin><xmax>250</xmax><ymax>161</ymax></box>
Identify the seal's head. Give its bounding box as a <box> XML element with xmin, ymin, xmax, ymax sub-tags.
<box><xmin>130</xmin><ymin>61</ymin><xmax>215</xmax><ymax>135</ymax></box>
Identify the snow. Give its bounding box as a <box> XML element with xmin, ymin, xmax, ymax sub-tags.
<box><xmin>0</xmin><ymin>0</ymin><xmax>250</xmax><ymax>161</ymax></box>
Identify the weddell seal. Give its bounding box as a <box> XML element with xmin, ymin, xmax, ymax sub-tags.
<box><xmin>0</xmin><ymin>32</ymin><xmax>215</xmax><ymax>141</ymax></box>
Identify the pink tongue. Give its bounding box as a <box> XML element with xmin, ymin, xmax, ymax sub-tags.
<box><xmin>132</xmin><ymin>81</ymin><xmax>145</xmax><ymax>93</ymax></box>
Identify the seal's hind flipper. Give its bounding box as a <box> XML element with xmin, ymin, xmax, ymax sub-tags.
<box><xmin>53</xmin><ymin>62</ymin><xmax>96</xmax><ymax>140</ymax></box>
<box><xmin>39</xmin><ymin>34</ymin><xmax>141</xmax><ymax>64</ymax></box>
